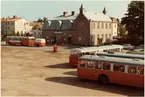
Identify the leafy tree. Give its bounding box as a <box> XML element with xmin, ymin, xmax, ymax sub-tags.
<box><xmin>16</xmin><ymin>32</ymin><xmax>20</xmax><ymax>36</ymax></box>
<box><xmin>37</xmin><ymin>18</ymin><xmax>43</xmax><ymax>22</ymax></box>
<box><xmin>118</xmin><ymin>24</ymin><xmax>127</xmax><ymax>37</ymax></box>
<box><xmin>11</xmin><ymin>31</ymin><xmax>16</xmax><ymax>36</ymax></box>
<box><xmin>43</xmin><ymin>17</ymin><xmax>48</xmax><ymax>23</ymax></box>
<box><xmin>121</xmin><ymin>1</ymin><xmax>144</xmax><ymax>45</ymax></box>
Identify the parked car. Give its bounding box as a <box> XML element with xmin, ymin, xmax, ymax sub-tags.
<box><xmin>123</xmin><ymin>44</ymin><xmax>134</xmax><ymax>50</ymax></box>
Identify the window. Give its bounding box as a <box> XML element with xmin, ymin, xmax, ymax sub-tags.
<box><xmin>94</xmin><ymin>61</ymin><xmax>102</xmax><ymax>69</ymax></box>
<box><xmin>97</xmin><ymin>34</ymin><xmax>99</xmax><ymax>38</ymax></box>
<box><xmin>109</xmin><ymin>34</ymin><xmax>111</xmax><ymax>39</ymax></box>
<box><xmin>86</xmin><ymin>61</ymin><xmax>94</xmax><ymax>69</ymax></box>
<box><xmin>114</xmin><ymin>24</ymin><xmax>116</xmax><ymax>28</ymax></box>
<box><xmin>109</xmin><ymin>23</ymin><xmax>111</xmax><ymax>28</ymax></box>
<box><xmin>11</xmin><ymin>22</ymin><xmax>13</xmax><ymax>25</ymax></box>
<box><xmin>102</xmin><ymin>23</ymin><xmax>104</xmax><ymax>29</ymax></box>
<box><xmin>137</xmin><ymin>66</ymin><xmax>144</xmax><ymax>75</ymax></box>
<box><xmin>105</xmin><ymin>34</ymin><xmax>107</xmax><ymax>39</ymax></box>
<box><xmin>102</xmin><ymin>34</ymin><xmax>103</xmax><ymax>38</ymax></box>
<box><xmin>113</xmin><ymin>64</ymin><xmax>125</xmax><ymax>72</ymax></box>
<box><xmin>98</xmin><ymin>22</ymin><xmax>99</xmax><ymax>28</ymax></box>
<box><xmin>79</xmin><ymin>60</ymin><xmax>86</xmax><ymax>67</ymax></box>
<box><xmin>102</xmin><ymin>34</ymin><xmax>104</xmax><ymax>41</ymax></box>
<box><xmin>103</xmin><ymin>62</ymin><xmax>111</xmax><ymax>70</ymax></box>
<box><xmin>106</xmin><ymin>23</ymin><xmax>108</xmax><ymax>29</ymax></box>
<box><xmin>128</xmin><ymin>66</ymin><xmax>137</xmax><ymax>74</ymax></box>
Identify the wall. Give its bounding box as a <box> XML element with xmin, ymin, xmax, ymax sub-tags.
<box><xmin>72</xmin><ymin>13</ymin><xmax>90</xmax><ymax>45</ymax></box>
<box><xmin>90</xmin><ymin>21</ymin><xmax>112</xmax><ymax>45</ymax></box>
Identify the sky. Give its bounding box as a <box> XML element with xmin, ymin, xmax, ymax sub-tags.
<box><xmin>1</xmin><ymin>0</ymin><xmax>131</xmax><ymax>21</ymax></box>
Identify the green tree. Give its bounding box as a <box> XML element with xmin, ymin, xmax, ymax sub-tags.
<box><xmin>43</xmin><ymin>17</ymin><xmax>48</xmax><ymax>23</ymax></box>
<box><xmin>37</xmin><ymin>18</ymin><xmax>43</xmax><ymax>22</ymax></box>
<box><xmin>121</xmin><ymin>1</ymin><xmax>144</xmax><ymax>45</ymax></box>
<box><xmin>118</xmin><ymin>24</ymin><xmax>127</xmax><ymax>37</ymax></box>
<box><xmin>11</xmin><ymin>31</ymin><xmax>16</xmax><ymax>36</ymax></box>
<box><xmin>16</xmin><ymin>32</ymin><xmax>20</xmax><ymax>36</ymax></box>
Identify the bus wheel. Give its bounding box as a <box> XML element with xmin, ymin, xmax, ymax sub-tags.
<box><xmin>98</xmin><ymin>75</ymin><xmax>109</xmax><ymax>85</ymax></box>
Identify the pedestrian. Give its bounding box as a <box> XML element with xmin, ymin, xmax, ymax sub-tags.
<box><xmin>53</xmin><ymin>44</ymin><xmax>58</xmax><ymax>52</ymax></box>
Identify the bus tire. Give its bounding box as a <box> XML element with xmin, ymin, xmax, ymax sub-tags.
<box><xmin>98</xmin><ymin>74</ymin><xmax>109</xmax><ymax>85</ymax></box>
<box><xmin>37</xmin><ymin>44</ymin><xmax>39</xmax><ymax>47</ymax></box>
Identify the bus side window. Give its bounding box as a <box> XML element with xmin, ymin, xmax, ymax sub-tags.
<box><xmin>103</xmin><ymin>62</ymin><xmax>111</xmax><ymax>70</ymax></box>
<box><xmin>86</xmin><ymin>52</ymin><xmax>89</xmax><ymax>55</ymax></box>
<box><xmin>90</xmin><ymin>52</ymin><xmax>95</xmax><ymax>55</ymax></box>
<box><xmin>79</xmin><ymin>60</ymin><xmax>86</xmax><ymax>68</ymax></box>
<box><xmin>113</xmin><ymin>64</ymin><xmax>125</xmax><ymax>72</ymax></box>
<box><xmin>86</xmin><ymin>61</ymin><xmax>93</xmax><ymax>69</ymax></box>
<box><xmin>128</xmin><ymin>66</ymin><xmax>137</xmax><ymax>74</ymax></box>
<box><xmin>137</xmin><ymin>66</ymin><xmax>144</xmax><ymax>75</ymax></box>
<box><xmin>94</xmin><ymin>61</ymin><xmax>102</xmax><ymax>69</ymax></box>
<box><xmin>79</xmin><ymin>53</ymin><xmax>82</xmax><ymax>57</ymax></box>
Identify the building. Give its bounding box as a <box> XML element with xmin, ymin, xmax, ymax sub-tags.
<box><xmin>1</xmin><ymin>15</ymin><xmax>32</xmax><ymax>36</ymax></box>
<box><xmin>42</xmin><ymin>4</ymin><xmax>118</xmax><ymax>45</ymax></box>
<box><xmin>30</xmin><ymin>22</ymin><xmax>43</xmax><ymax>38</ymax></box>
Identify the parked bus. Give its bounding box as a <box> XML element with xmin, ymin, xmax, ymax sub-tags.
<box><xmin>69</xmin><ymin>45</ymin><xmax>123</xmax><ymax>66</ymax></box>
<box><xmin>5</xmin><ymin>36</ymin><xmax>46</xmax><ymax>47</ymax></box>
<box><xmin>77</xmin><ymin>55</ymin><xmax>144</xmax><ymax>88</ymax></box>
<box><xmin>95</xmin><ymin>52</ymin><xmax>144</xmax><ymax>60</ymax></box>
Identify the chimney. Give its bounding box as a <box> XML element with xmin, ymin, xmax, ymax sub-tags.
<box><xmin>63</xmin><ymin>12</ymin><xmax>67</xmax><ymax>16</ymax></box>
<box><xmin>13</xmin><ymin>15</ymin><xmax>17</xmax><ymax>18</ymax></box>
<box><xmin>71</xmin><ymin>11</ymin><xmax>75</xmax><ymax>15</ymax></box>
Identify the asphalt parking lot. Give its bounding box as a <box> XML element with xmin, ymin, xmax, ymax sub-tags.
<box><xmin>1</xmin><ymin>44</ymin><xmax>144</xmax><ymax>96</ymax></box>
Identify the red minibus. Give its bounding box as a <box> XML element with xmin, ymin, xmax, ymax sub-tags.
<box><xmin>77</xmin><ymin>55</ymin><xmax>144</xmax><ymax>88</ymax></box>
<box><xmin>69</xmin><ymin>45</ymin><xmax>123</xmax><ymax>66</ymax></box>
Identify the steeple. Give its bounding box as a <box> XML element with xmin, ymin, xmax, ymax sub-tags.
<box><xmin>79</xmin><ymin>4</ymin><xmax>83</xmax><ymax>14</ymax></box>
<box><xmin>102</xmin><ymin>7</ymin><xmax>107</xmax><ymax>15</ymax></box>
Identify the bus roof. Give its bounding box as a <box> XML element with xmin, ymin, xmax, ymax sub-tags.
<box><xmin>79</xmin><ymin>55</ymin><xmax>144</xmax><ymax>66</ymax></box>
<box><xmin>71</xmin><ymin>45</ymin><xmax>123</xmax><ymax>53</ymax></box>
<box><xmin>95</xmin><ymin>52</ymin><xmax>144</xmax><ymax>60</ymax></box>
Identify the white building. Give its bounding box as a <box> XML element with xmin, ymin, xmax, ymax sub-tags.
<box><xmin>30</xmin><ymin>22</ymin><xmax>43</xmax><ymax>38</ymax></box>
<box><xmin>1</xmin><ymin>15</ymin><xmax>32</xmax><ymax>35</ymax></box>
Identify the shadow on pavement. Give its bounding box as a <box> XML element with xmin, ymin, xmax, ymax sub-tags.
<box><xmin>45</xmin><ymin>76</ymin><xmax>144</xmax><ymax>96</ymax></box>
<box><xmin>44</xmin><ymin>63</ymin><xmax>76</xmax><ymax>69</ymax></box>
<box><xmin>63</xmin><ymin>71</ymin><xmax>77</xmax><ymax>76</ymax></box>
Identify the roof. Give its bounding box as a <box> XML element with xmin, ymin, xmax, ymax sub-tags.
<box><xmin>1</xmin><ymin>17</ymin><xmax>21</xmax><ymax>22</ymax></box>
<box><xmin>52</xmin><ymin>15</ymin><xmax>78</xmax><ymax>20</ymax></box>
<box><xmin>79</xmin><ymin>55</ymin><xmax>144</xmax><ymax>66</ymax></box>
<box><xmin>50</xmin><ymin>11</ymin><xmax>112</xmax><ymax>22</ymax></box>
<box><xmin>110</xmin><ymin>17</ymin><xmax>118</xmax><ymax>23</ymax></box>
<box><xmin>95</xmin><ymin>52</ymin><xmax>144</xmax><ymax>60</ymax></box>
<box><xmin>71</xmin><ymin>45</ymin><xmax>123</xmax><ymax>53</ymax></box>
<box><xmin>84</xmin><ymin>12</ymin><xmax>112</xmax><ymax>22</ymax></box>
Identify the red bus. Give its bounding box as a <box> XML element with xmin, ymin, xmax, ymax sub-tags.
<box><xmin>69</xmin><ymin>45</ymin><xmax>123</xmax><ymax>66</ymax></box>
<box><xmin>5</xmin><ymin>36</ymin><xmax>46</xmax><ymax>47</ymax></box>
<box><xmin>77</xmin><ymin>55</ymin><xmax>144</xmax><ymax>88</ymax></box>
<box><xmin>95</xmin><ymin>52</ymin><xmax>144</xmax><ymax>60</ymax></box>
